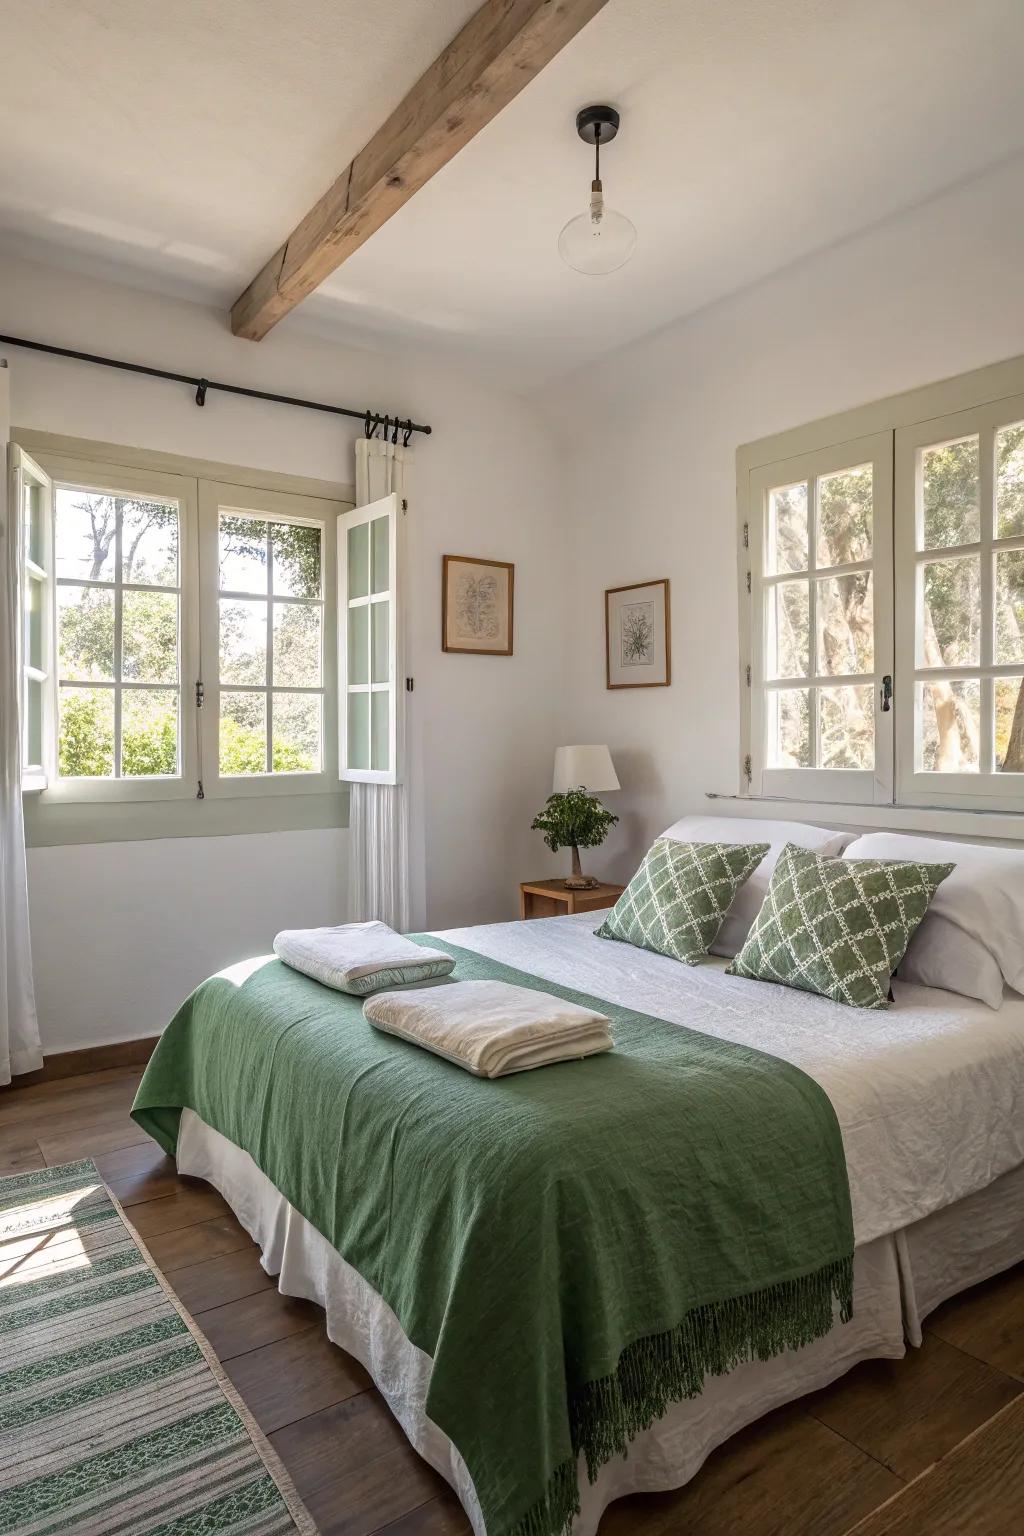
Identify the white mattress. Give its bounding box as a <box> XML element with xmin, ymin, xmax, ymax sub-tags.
<box><xmin>438</xmin><ymin>912</ymin><xmax>1024</xmax><ymax>1245</ymax></box>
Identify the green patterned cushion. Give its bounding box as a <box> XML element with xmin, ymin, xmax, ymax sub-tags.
<box><xmin>727</xmin><ymin>843</ymin><xmax>955</xmax><ymax>1009</ymax></box>
<box><xmin>597</xmin><ymin>838</ymin><xmax>770</xmax><ymax>965</ymax></box>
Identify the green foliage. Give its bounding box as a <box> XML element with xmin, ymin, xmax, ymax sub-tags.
<box><xmin>531</xmin><ymin>787</ymin><xmax>618</xmax><ymax>854</ymax></box>
<box><xmin>218</xmin><ymin>717</ymin><xmax>314</xmax><ymax>776</ymax></box>
<box><xmin>58</xmin><ymin>691</ymin><xmax>113</xmax><ymax>777</ymax></box>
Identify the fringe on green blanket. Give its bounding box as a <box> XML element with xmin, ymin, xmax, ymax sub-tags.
<box><xmin>505</xmin><ymin>1255</ymin><xmax>854</xmax><ymax>1536</ymax></box>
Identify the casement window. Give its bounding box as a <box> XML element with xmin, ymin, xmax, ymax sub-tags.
<box><xmin>338</xmin><ymin>492</ymin><xmax>401</xmax><ymax>784</ymax></box>
<box><xmin>742</xmin><ymin>375</ymin><xmax>1024</xmax><ymax>816</ymax></box>
<box><xmin>16</xmin><ymin>442</ymin><xmax>348</xmax><ymax>806</ymax></box>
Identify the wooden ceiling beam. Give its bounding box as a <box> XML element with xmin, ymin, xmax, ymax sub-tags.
<box><xmin>231</xmin><ymin>0</ymin><xmax>610</xmax><ymax>340</ymax></box>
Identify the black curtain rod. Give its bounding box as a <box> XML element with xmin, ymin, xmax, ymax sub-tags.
<box><xmin>0</xmin><ymin>332</ymin><xmax>432</xmax><ymax>438</ymax></box>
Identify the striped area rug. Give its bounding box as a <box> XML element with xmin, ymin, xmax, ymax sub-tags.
<box><xmin>0</xmin><ymin>1158</ymin><xmax>317</xmax><ymax>1535</ymax></box>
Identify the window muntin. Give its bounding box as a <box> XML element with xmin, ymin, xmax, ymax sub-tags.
<box><xmin>216</xmin><ymin>510</ymin><xmax>325</xmax><ymax>776</ymax></box>
<box><xmin>54</xmin><ymin>484</ymin><xmax>182</xmax><ymax>780</ymax></box>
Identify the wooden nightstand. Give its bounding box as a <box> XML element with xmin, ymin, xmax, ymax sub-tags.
<box><xmin>519</xmin><ymin>879</ymin><xmax>625</xmax><ymax>920</ymax></box>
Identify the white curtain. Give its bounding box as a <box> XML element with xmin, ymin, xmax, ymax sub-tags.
<box><xmin>1</xmin><ymin>409</ymin><xmax>43</xmax><ymax>1083</ymax></box>
<box><xmin>348</xmin><ymin>437</ymin><xmax>411</xmax><ymax>931</ymax></box>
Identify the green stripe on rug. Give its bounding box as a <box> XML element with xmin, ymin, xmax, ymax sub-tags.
<box><xmin>0</xmin><ymin>1160</ymin><xmax>315</xmax><ymax>1536</ymax></box>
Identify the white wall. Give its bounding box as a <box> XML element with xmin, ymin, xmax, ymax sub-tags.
<box><xmin>1</xmin><ymin>252</ymin><xmax>567</xmax><ymax>1051</ymax></box>
<box><xmin>543</xmin><ymin>154</ymin><xmax>1024</xmax><ymax>878</ymax></box>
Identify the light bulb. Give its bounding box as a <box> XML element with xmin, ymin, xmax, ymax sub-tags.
<box><xmin>558</xmin><ymin>180</ymin><xmax>636</xmax><ymax>275</ymax></box>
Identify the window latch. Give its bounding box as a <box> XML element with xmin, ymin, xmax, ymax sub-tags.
<box><xmin>195</xmin><ymin>681</ymin><xmax>205</xmax><ymax>709</ymax></box>
<box><xmin>880</xmin><ymin>675</ymin><xmax>893</xmax><ymax>712</ymax></box>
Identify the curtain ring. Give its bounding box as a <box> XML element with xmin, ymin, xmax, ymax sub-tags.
<box><xmin>383</xmin><ymin>415</ymin><xmax>390</xmax><ymax>443</ymax></box>
<box><xmin>402</xmin><ymin>419</ymin><xmax>412</xmax><ymax>447</ymax></box>
<box><xmin>391</xmin><ymin>416</ymin><xmax>399</xmax><ymax>445</ymax></box>
<box><xmin>364</xmin><ymin>410</ymin><xmax>373</xmax><ymax>438</ymax></box>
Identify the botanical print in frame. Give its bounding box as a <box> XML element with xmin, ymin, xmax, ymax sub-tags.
<box><xmin>442</xmin><ymin>555</ymin><xmax>514</xmax><ymax>655</ymax></box>
<box><xmin>605</xmin><ymin>579</ymin><xmax>671</xmax><ymax>688</ymax></box>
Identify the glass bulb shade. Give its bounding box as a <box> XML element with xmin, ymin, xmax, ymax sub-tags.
<box><xmin>558</xmin><ymin>192</ymin><xmax>636</xmax><ymax>275</ymax></box>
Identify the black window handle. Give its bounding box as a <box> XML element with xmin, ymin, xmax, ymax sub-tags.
<box><xmin>880</xmin><ymin>675</ymin><xmax>893</xmax><ymax>712</ymax></box>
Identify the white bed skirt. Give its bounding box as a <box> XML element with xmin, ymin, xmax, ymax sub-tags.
<box><xmin>177</xmin><ymin>1111</ymin><xmax>1024</xmax><ymax>1536</ymax></box>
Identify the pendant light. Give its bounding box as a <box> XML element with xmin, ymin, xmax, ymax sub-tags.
<box><xmin>558</xmin><ymin>105</ymin><xmax>636</xmax><ymax>276</ymax></box>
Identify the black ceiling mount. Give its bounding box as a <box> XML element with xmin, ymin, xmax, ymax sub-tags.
<box><xmin>575</xmin><ymin>105</ymin><xmax>620</xmax><ymax>145</ymax></box>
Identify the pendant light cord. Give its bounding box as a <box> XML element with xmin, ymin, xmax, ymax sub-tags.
<box><xmin>594</xmin><ymin>123</ymin><xmax>602</xmax><ymax>186</ymax></box>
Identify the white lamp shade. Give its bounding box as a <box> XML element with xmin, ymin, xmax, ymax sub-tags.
<box><xmin>553</xmin><ymin>745</ymin><xmax>620</xmax><ymax>793</ymax></box>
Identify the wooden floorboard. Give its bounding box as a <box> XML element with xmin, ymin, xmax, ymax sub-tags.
<box><xmin>3</xmin><ymin>1064</ymin><xmax>1022</xmax><ymax>1535</ymax></box>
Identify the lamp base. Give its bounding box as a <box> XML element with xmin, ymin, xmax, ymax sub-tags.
<box><xmin>563</xmin><ymin>875</ymin><xmax>600</xmax><ymax>891</ymax></box>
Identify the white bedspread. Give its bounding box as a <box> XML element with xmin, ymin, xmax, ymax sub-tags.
<box><xmin>435</xmin><ymin>912</ymin><xmax>1024</xmax><ymax>1246</ymax></box>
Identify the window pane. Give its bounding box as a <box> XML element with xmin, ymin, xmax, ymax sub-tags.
<box><xmin>816</xmin><ymin>570</ymin><xmax>873</xmax><ymax>675</ymax></box>
<box><xmin>24</xmin><ymin>572</ymin><xmax>44</xmax><ymax>671</ymax></box>
<box><xmin>997</xmin><ymin>422</ymin><xmax>1024</xmax><ymax>539</ymax></box>
<box><xmin>348</xmin><ymin>522</ymin><xmax>370</xmax><ymax>599</ymax></box>
<box><xmin>55</xmin><ymin>488</ymin><xmax>116</xmax><ymax>581</ymax></box>
<box><xmin>23</xmin><ymin>479</ymin><xmax>44</xmax><ymax>568</ymax></box>
<box><xmin>767</xmin><ymin>581</ymin><xmax>808</xmax><ymax>679</ymax></box>
<box><xmin>371</xmin><ymin>599</ymin><xmax>389</xmax><ymax>684</ymax></box>
<box><xmin>220</xmin><ymin>599</ymin><xmax>267</xmax><ymax>685</ymax></box>
<box><xmin>24</xmin><ymin>676</ymin><xmax>43</xmax><ymax>769</ymax></box>
<box><xmin>920</xmin><ymin>556</ymin><xmax>980</xmax><ymax>667</ymax></box>
<box><xmin>273</xmin><ymin>692</ymin><xmax>321</xmax><ymax>772</ymax></box>
<box><xmin>220</xmin><ymin>691</ymin><xmax>267</xmax><ymax>775</ymax></box>
<box><xmin>371</xmin><ymin>690</ymin><xmax>390</xmax><ymax>771</ymax></box>
<box><xmin>768</xmin><ymin>688</ymin><xmax>811</xmax><ymax>768</ymax></box>
<box><xmin>371</xmin><ymin>516</ymin><xmax>390</xmax><ymax>594</ymax></box>
<box><xmin>348</xmin><ymin>605</ymin><xmax>369</xmax><ymax>686</ymax></box>
<box><xmin>767</xmin><ymin>483</ymin><xmax>807</xmax><ymax>575</ymax></box>
<box><xmin>58</xmin><ymin>584</ymin><xmax>114</xmax><ymax>680</ymax></box>
<box><xmin>121</xmin><ymin>688</ymin><xmax>178</xmax><ymax>776</ymax></box>
<box><xmin>816</xmin><ymin>464</ymin><xmax>872</xmax><ymax>568</ymax></box>
<box><xmin>271</xmin><ymin>522</ymin><xmax>321</xmax><ymax>598</ymax></box>
<box><xmin>219</xmin><ymin>515</ymin><xmax>268</xmax><ymax>593</ymax></box>
<box><xmin>121</xmin><ymin>499</ymin><xmax>178</xmax><ymax>586</ymax></box>
<box><xmin>122</xmin><ymin>590</ymin><xmax>178</xmax><ymax>683</ymax></box>
<box><xmin>58</xmin><ymin>685</ymin><xmax>114</xmax><ymax>777</ymax></box>
<box><xmin>917</xmin><ymin>679</ymin><xmax>980</xmax><ymax>772</ymax></box>
<box><xmin>920</xmin><ymin>436</ymin><xmax>980</xmax><ymax>550</ymax></box>
<box><xmin>996</xmin><ymin>676</ymin><xmax>1024</xmax><ymax>772</ymax></box>
<box><xmin>819</xmin><ymin>685</ymin><xmax>874</xmax><ymax>770</ymax></box>
<box><xmin>347</xmin><ymin>692</ymin><xmax>370</xmax><ymax>771</ymax></box>
<box><xmin>273</xmin><ymin>602</ymin><xmax>321</xmax><ymax>687</ymax></box>
<box><xmin>995</xmin><ymin>550</ymin><xmax>1024</xmax><ymax>665</ymax></box>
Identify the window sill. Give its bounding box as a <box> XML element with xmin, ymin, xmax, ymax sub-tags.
<box><xmin>23</xmin><ymin>788</ymin><xmax>349</xmax><ymax>847</ymax></box>
<box><xmin>706</xmin><ymin>792</ymin><xmax>1024</xmax><ymax>845</ymax></box>
<box><xmin>21</xmin><ymin>772</ymin><xmax>48</xmax><ymax>794</ymax></box>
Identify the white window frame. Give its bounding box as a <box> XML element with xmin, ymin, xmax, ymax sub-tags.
<box><xmin>18</xmin><ymin>435</ymin><xmax>349</xmax><ymax>811</ymax></box>
<box><xmin>748</xmin><ymin>432</ymin><xmax>894</xmax><ymax>806</ymax></box>
<box><xmin>11</xmin><ymin>446</ymin><xmax>55</xmax><ymax>790</ymax></box>
<box><xmin>198</xmin><ymin>479</ymin><xmax>340</xmax><ymax>799</ymax></box>
<box><xmin>895</xmin><ymin>391</ymin><xmax>1024</xmax><ymax>811</ymax></box>
<box><xmin>338</xmin><ymin>492</ymin><xmax>402</xmax><ymax>785</ymax></box>
<box><xmin>29</xmin><ymin>451</ymin><xmax>200</xmax><ymax>804</ymax></box>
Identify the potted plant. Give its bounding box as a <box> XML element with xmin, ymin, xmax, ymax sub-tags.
<box><xmin>531</xmin><ymin>787</ymin><xmax>618</xmax><ymax>890</ymax></box>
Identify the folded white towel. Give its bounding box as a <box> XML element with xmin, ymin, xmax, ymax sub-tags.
<box><xmin>363</xmin><ymin>978</ymin><xmax>613</xmax><ymax>1078</ymax></box>
<box><xmin>273</xmin><ymin>920</ymin><xmax>455</xmax><ymax>996</ymax></box>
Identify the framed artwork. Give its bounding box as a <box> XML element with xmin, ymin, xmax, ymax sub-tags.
<box><xmin>442</xmin><ymin>555</ymin><xmax>514</xmax><ymax>655</ymax></box>
<box><xmin>605</xmin><ymin>578</ymin><xmax>671</xmax><ymax>689</ymax></box>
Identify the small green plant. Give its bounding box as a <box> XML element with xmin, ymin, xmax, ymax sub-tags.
<box><xmin>531</xmin><ymin>787</ymin><xmax>618</xmax><ymax>886</ymax></box>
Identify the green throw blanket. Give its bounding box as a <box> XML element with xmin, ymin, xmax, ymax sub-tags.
<box><xmin>132</xmin><ymin>939</ymin><xmax>854</xmax><ymax>1536</ymax></box>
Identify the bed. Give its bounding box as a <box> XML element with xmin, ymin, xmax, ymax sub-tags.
<box><xmin>132</xmin><ymin>906</ymin><xmax>1024</xmax><ymax>1536</ymax></box>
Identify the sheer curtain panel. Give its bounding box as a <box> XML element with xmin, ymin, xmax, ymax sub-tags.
<box><xmin>1</xmin><ymin>370</ymin><xmax>44</xmax><ymax>1082</ymax></box>
<box><xmin>347</xmin><ymin>437</ymin><xmax>410</xmax><ymax>929</ymax></box>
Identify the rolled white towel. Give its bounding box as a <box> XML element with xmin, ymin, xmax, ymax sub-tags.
<box><xmin>274</xmin><ymin>920</ymin><xmax>455</xmax><ymax>996</ymax></box>
<box><xmin>364</xmin><ymin>978</ymin><xmax>613</xmax><ymax>1078</ymax></box>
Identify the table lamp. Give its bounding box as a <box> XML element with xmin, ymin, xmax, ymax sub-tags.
<box><xmin>551</xmin><ymin>745</ymin><xmax>620</xmax><ymax>889</ymax></box>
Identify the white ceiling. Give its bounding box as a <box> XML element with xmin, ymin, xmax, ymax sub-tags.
<box><xmin>3</xmin><ymin>0</ymin><xmax>1024</xmax><ymax>387</ymax></box>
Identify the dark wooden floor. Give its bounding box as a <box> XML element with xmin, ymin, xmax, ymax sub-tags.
<box><xmin>3</xmin><ymin>1065</ymin><xmax>1023</xmax><ymax>1536</ymax></box>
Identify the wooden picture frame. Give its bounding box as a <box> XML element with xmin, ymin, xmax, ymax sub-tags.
<box><xmin>442</xmin><ymin>555</ymin><xmax>514</xmax><ymax>655</ymax></box>
<box><xmin>605</xmin><ymin>579</ymin><xmax>671</xmax><ymax>689</ymax></box>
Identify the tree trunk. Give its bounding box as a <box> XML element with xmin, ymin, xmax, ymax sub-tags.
<box><xmin>1003</xmin><ymin>682</ymin><xmax>1024</xmax><ymax>771</ymax></box>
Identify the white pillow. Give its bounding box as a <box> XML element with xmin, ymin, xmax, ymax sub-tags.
<box><xmin>659</xmin><ymin>815</ymin><xmax>854</xmax><ymax>957</ymax></box>
<box><xmin>896</xmin><ymin>913</ymin><xmax>1004</xmax><ymax>1009</ymax></box>
<box><xmin>843</xmin><ymin>832</ymin><xmax>1024</xmax><ymax>995</ymax></box>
